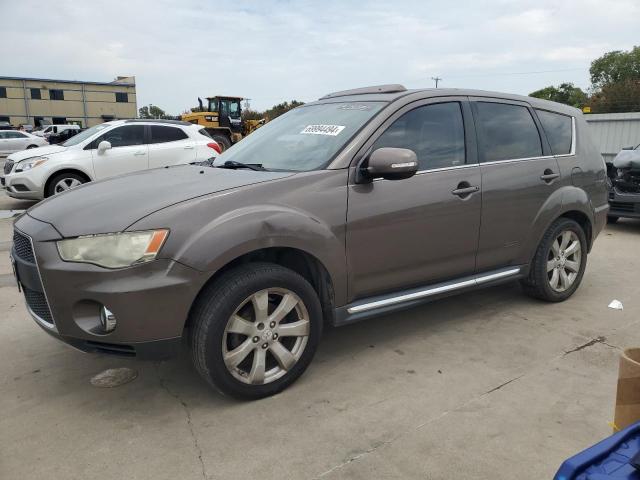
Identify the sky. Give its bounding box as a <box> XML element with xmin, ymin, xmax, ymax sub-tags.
<box><xmin>1</xmin><ymin>0</ymin><xmax>638</xmax><ymax>114</ymax></box>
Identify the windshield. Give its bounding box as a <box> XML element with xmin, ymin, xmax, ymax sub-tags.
<box><xmin>61</xmin><ymin>123</ymin><xmax>110</xmax><ymax>147</ymax></box>
<box><xmin>214</xmin><ymin>101</ymin><xmax>385</xmax><ymax>171</ymax></box>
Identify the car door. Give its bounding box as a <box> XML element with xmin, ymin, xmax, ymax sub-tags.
<box><xmin>147</xmin><ymin>125</ymin><xmax>195</xmax><ymax>168</ymax></box>
<box><xmin>4</xmin><ymin>131</ymin><xmax>28</xmax><ymax>152</ymax></box>
<box><xmin>90</xmin><ymin>125</ymin><xmax>148</xmax><ymax>179</ymax></box>
<box><xmin>346</xmin><ymin>98</ymin><xmax>482</xmax><ymax>300</ymax></box>
<box><xmin>470</xmin><ymin>98</ymin><xmax>562</xmax><ymax>271</ymax></box>
<box><xmin>0</xmin><ymin>131</ymin><xmax>10</xmax><ymax>154</ymax></box>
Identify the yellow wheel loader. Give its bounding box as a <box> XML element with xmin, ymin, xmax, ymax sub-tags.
<box><xmin>181</xmin><ymin>96</ymin><xmax>266</xmax><ymax>152</ymax></box>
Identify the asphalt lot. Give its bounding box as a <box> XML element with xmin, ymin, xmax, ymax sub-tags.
<box><xmin>1</xmin><ymin>188</ymin><xmax>640</xmax><ymax>479</ymax></box>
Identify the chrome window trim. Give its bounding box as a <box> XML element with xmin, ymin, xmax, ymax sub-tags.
<box><xmin>347</xmin><ymin>267</ymin><xmax>521</xmax><ymax>314</ymax></box>
<box><xmin>18</xmin><ymin>229</ymin><xmax>57</xmax><ymax>331</ymax></box>
<box><xmin>480</xmin><ymin>155</ymin><xmax>555</xmax><ymax>167</ymax></box>
<box><xmin>554</xmin><ymin>116</ymin><xmax>577</xmax><ymax>158</ymax></box>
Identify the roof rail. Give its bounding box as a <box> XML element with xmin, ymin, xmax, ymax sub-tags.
<box><xmin>320</xmin><ymin>84</ymin><xmax>407</xmax><ymax>100</ymax></box>
<box><xmin>124</xmin><ymin>119</ymin><xmax>191</xmax><ymax>126</ymax></box>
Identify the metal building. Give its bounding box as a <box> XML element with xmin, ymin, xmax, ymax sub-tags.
<box><xmin>0</xmin><ymin>75</ymin><xmax>137</xmax><ymax>128</ymax></box>
<box><xmin>584</xmin><ymin>112</ymin><xmax>640</xmax><ymax>163</ymax></box>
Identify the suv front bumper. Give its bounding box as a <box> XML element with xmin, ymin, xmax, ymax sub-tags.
<box><xmin>608</xmin><ymin>188</ymin><xmax>640</xmax><ymax>219</ymax></box>
<box><xmin>12</xmin><ymin>214</ymin><xmax>208</xmax><ymax>359</ymax></box>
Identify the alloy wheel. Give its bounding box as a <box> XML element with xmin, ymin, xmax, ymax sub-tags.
<box><xmin>222</xmin><ymin>288</ymin><xmax>310</xmax><ymax>385</ymax></box>
<box><xmin>546</xmin><ymin>230</ymin><xmax>582</xmax><ymax>292</ymax></box>
<box><xmin>54</xmin><ymin>177</ymin><xmax>82</xmax><ymax>194</ymax></box>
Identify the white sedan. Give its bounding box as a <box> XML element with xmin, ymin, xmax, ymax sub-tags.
<box><xmin>0</xmin><ymin>130</ymin><xmax>48</xmax><ymax>155</ymax></box>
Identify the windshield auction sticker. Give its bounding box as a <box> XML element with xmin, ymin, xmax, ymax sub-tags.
<box><xmin>300</xmin><ymin>125</ymin><xmax>346</xmax><ymax>136</ymax></box>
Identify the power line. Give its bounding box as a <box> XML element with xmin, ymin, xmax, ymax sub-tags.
<box><xmin>445</xmin><ymin>67</ymin><xmax>586</xmax><ymax>79</ymax></box>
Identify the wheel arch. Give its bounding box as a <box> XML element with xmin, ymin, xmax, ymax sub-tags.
<box><xmin>184</xmin><ymin>246</ymin><xmax>336</xmax><ymax>333</ymax></box>
<box><xmin>44</xmin><ymin>168</ymin><xmax>92</xmax><ymax>196</ymax></box>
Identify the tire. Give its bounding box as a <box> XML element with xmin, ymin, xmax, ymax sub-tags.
<box><xmin>521</xmin><ymin>218</ymin><xmax>587</xmax><ymax>302</ymax></box>
<box><xmin>607</xmin><ymin>215</ymin><xmax>619</xmax><ymax>224</ymax></box>
<box><xmin>211</xmin><ymin>134</ymin><xmax>231</xmax><ymax>152</ymax></box>
<box><xmin>26</xmin><ymin>144</ymin><xmax>38</xmax><ymax>149</ymax></box>
<box><xmin>45</xmin><ymin>172</ymin><xmax>88</xmax><ymax>197</ymax></box>
<box><xmin>190</xmin><ymin>262</ymin><xmax>323</xmax><ymax>399</ymax></box>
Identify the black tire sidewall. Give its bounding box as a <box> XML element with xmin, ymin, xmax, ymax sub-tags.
<box><xmin>211</xmin><ymin>134</ymin><xmax>231</xmax><ymax>152</ymax></box>
<box><xmin>192</xmin><ymin>263</ymin><xmax>322</xmax><ymax>399</ymax></box>
<box><xmin>535</xmin><ymin>219</ymin><xmax>588</xmax><ymax>301</ymax></box>
<box><xmin>46</xmin><ymin>172</ymin><xmax>87</xmax><ymax>197</ymax></box>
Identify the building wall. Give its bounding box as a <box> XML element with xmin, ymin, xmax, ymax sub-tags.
<box><xmin>585</xmin><ymin>112</ymin><xmax>640</xmax><ymax>163</ymax></box>
<box><xmin>0</xmin><ymin>76</ymin><xmax>137</xmax><ymax>128</ymax></box>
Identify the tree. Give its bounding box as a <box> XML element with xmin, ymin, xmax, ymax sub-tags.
<box><xmin>589</xmin><ymin>79</ymin><xmax>640</xmax><ymax>113</ymax></box>
<box><xmin>264</xmin><ymin>100</ymin><xmax>304</xmax><ymax>120</ymax></box>
<box><xmin>590</xmin><ymin>46</ymin><xmax>640</xmax><ymax>88</ymax></box>
<box><xmin>139</xmin><ymin>104</ymin><xmax>167</xmax><ymax>119</ymax></box>
<box><xmin>242</xmin><ymin>109</ymin><xmax>265</xmax><ymax>121</ymax></box>
<box><xmin>529</xmin><ymin>83</ymin><xmax>588</xmax><ymax>108</ymax></box>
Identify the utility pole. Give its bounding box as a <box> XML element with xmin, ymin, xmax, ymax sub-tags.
<box><xmin>243</xmin><ymin>98</ymin><xmax>251</xmax><ymax>111</ymax></box>
<box><xmin>431</xmin><ymin>77</ymin><xmax>442</xmax><ymax>88</ymax></box>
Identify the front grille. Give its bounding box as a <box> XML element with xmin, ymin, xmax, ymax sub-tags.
<box><xmin>610</xmin><ymin>201</ymin><xmax>636</xmax><ymax>213</ymax></box>
<box><xmin>23</xmin><ymin>286</ymin><xmax>54</xmax><ymax>325</ymax></box>
<box><xmin>13</xmin><ymin>230</ymin><xmax>35</xmax><ymax>263</ymax></box>
<box><xmin>4</xmin><ymin>159</ymin><xmax>14</xmax><ymax>174</ymax></box>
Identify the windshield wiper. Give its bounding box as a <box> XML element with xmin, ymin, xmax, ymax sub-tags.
<box><xmin>217</xmin><ymin>160</ymin><xmax>266</xmax><ymax>171</ymax></box>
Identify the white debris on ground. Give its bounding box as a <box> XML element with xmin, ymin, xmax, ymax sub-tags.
<box><xmin>90</xmin><ymin>367</ymin><xmax>138</xmax><ymax>387</ymax></box>
<box><xmin>608</xmin><ymin>299</ymin><xmax>624</xmax><ymax>310</ymax></box>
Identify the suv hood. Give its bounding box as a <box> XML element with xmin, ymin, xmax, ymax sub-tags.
<box><xmin>8</xmin><ymin>144</ymin><xmax>67</xmax><ymax>161</ymax></box>
<box><xmin>28</xmin><ymin>165</ymin><xmax>293</xmax><ymax>237</ymax></box>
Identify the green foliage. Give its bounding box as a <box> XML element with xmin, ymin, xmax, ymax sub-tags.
<box><xmin>589</xmin><ymin>80</ymin><xmax>640</xmax><ymax>113</ymax></box>
<box><xmin>263</xmin><ymin>100</ymin><xmax>305</xmax><ymax>120</ymax></box>
<box><xmin>529</xmin><ymin>83</ymin><xmax>588</xmax><ymax>108</ymax></box>
<box><xmin>590</xmin><ymin>46</ymin><xmax>640</xmax><ymax>88</ymax></box>
<box><xmin>139</xmin><ymin>104</ymin><xmax>167</xmax><ymax>119</ymax></box>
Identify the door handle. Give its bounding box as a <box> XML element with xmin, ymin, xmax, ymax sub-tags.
<box><xmin>540</xmin><ymin>169</ymin><xmax>560</xmax><ymax>183</ymax></box>
<box><xmin>183</xmin><ymin>145</ymin><xmax>195</xmax><ymax>150</ymax></box>
<box><xmin>134</xmin><ymin>151</ymin><xmax>146</xmax><ymax>156</ymax></box>
<box><xmin>452</xmin><ymin>184</ymin><xmax>480</xmax><ymax>197</ymax></box>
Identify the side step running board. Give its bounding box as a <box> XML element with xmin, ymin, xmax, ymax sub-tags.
<box><xmin>334</xmin><ymin>267</ymin><xmax>522</xmax><ymax>326</ymax></box>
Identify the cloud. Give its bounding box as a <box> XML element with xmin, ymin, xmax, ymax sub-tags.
<box><xmin>0</xmin><ymin>0</ymin><xmax>637</xmax><ymax>113</ymax></box>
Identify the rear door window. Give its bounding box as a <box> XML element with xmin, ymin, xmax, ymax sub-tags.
<box><xmin>475</xmin><ymin>102</ymin><xmax>542</xmax><ymax>162</ymax></box>
<box><xmin>149</xmin><ymin>125</ymin><xmax>188</xmax><ymax>144</ymax></box>
<box><xmin>372</xmin><ymin>102</ymin><xmax>466</xmax><ymax>170</ymax></box>
<box><xmin>535</xmin><ymin>110</ymin><xmax>573</xmax><ymax>155</ymax></box>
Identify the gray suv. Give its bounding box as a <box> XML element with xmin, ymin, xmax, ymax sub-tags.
<box><xmin>11</xmin><ymin>85</ymin><xmax>608</xmax><ymax>399</ymax></box>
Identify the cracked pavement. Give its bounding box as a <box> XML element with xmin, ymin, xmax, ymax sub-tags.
<box><xmin>1</xmin><ymin>189</ymin><xmax>640</xmax><ymax>479</ymax></box>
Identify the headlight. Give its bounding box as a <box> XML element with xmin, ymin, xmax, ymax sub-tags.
<box><xmin>57</xmin><ymin>230</ymin><xmax>169</xmax><ymax>269</ymax></box>
<box><xmin>15</xmin><ymin>156</ymin><xmax>48</xmax><ymax>172</ymax></box>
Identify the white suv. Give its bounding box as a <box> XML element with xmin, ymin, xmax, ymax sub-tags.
<box><xmin>1</xmin><ymin>120</ymin><xmax>220</xmax><ymax>200</ymax></box>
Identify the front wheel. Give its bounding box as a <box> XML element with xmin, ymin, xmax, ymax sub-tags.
<box><xmin>46</xmin><ymin>172</ymin><xmax>88</xmax><ymax>197</ymax></box>
<box><xmin>190</xmin><ymin>262</ymin><xmax>323</xmax><ymax>399</ymax></box>
<box><xmin>521</xmin><ymin>218</ymin><xmax>587</xmax><ymax>302</ymax></box>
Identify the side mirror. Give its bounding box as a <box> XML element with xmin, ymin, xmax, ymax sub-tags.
<box><xmin>97</xmin><ymin>140</ymin><xmax>112</xmax><ymax>154</ymax></box>
<box><xmin>359</xmin><ymin>147</ymin><xmax>419</xmax><ymax>182</ymax></box>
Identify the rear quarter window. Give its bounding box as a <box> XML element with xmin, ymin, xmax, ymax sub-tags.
<box><xmin>474</xmin><ymin>102</ymin><xmax>542</xmax><ymax>162</ymax></box>
<box><xmin>198</xmin><ymin>128</ymin><xmax>213</xmax><ymax>139</ymax></box>
<box><xmin>535</xmin><ymin>109</ymin><xmax>573</xmax><ymax>155</ymax></box>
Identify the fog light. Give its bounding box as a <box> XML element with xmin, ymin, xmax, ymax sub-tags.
<box><xmin>100</xmin><ymin>306</ymin><xmax>117</xmax><ymax>333</ymax></box>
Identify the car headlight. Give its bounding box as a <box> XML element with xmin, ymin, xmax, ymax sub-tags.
<box><xmin>14</xmin><ymin>156</ymin><xmax>48</xmax><ymax>173</ymax></box>
<box><xmin>57</xmin><ymin>230</ymin><xmax>169</xmax><ymax>269</ymax></box>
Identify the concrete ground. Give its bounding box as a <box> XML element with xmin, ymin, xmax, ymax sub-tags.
<box><xmin>1</xmin><ymin>189</ymin><xmax>639</xmax><ymax>479</ymax></box>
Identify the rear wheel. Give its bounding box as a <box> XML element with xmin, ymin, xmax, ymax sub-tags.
<box><xmin>190</xmin><ymin>262</ymin><xmax>322</xmax><ymax>399</ymax></box>
<box><xmin>521</xmin><ymin>218</ymin><xmax>587</xmax><ymax>302</ymax></box>
<box><xmin>46</xmin><ymin>172</ymin><xmax>88</xmax><ymax>197</ymax></box>
<box><xmin>211</xmin><ymin>134</ymin><xmax>231</xmax><ymax>152</ymax></box>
